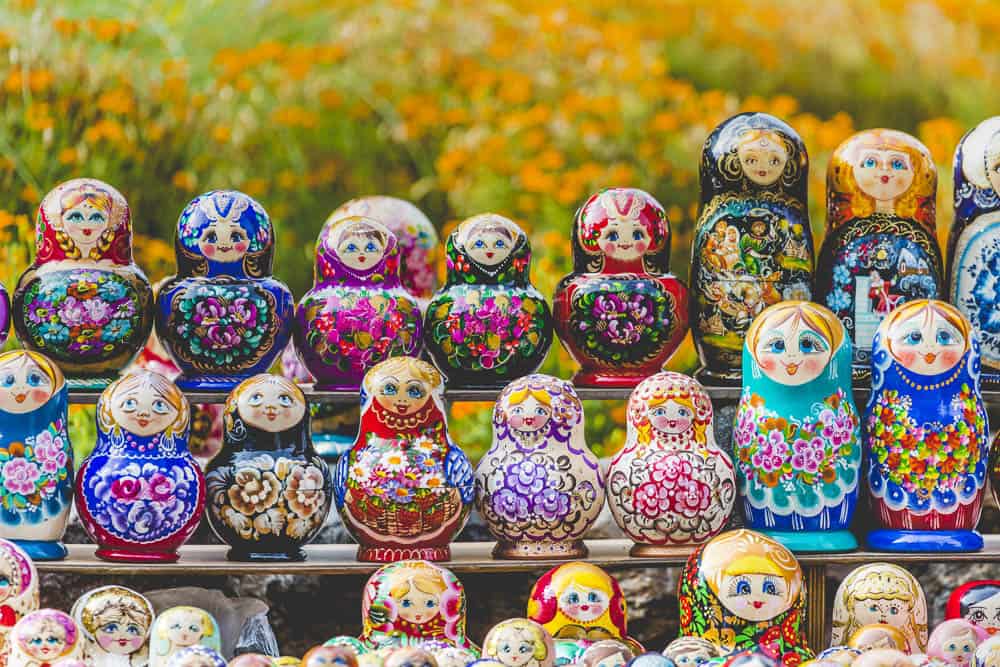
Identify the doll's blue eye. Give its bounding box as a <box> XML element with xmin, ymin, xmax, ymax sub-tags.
<box><xmin>799</xmin><ymin>333</ymin><xmax>827</xmax><ymax>354</ymax></box>
<box><xmin>278</xmin><ymin>394</ymin><xmax>293</xmax><ymax>407</ymax></box>
<box><xmin>607</xmin><ymin>231</ymin><xmax>619</xmax><ymax>242</ymax></box>
<box><xmin>402</xmin><ymin>599</ymin><xmax>412</xmax><ymax>607</ymax></box>
<box><xmin>2</xmin><ymin>375</ymin><xmax>14</xmax><ymax>388</ymax></box>
<box><xmin>122</xmin><ymin>398</ymin><xmax>138</xmax><ymax>411</ymax></box>
<box><xmin>905</xmin><ymin>331</ymin><xmax>923</xmax><ymax>345</ymax></box>
<box><xmin>762</xmin><ymin>579</ymin><xmax>778</xmax><ymax>596</ymax></box>
<box><xmin>365</xmin><ymin>242</ymin><xmax>378</xmax><ymax>253</ymax></box>
<box><xmin>568</xmin><ymin>593</ymin><xmax>580</xmax><ymax>604</ymax></box>
<box><xmin>152</xmin><ymin>399</ymin><xmax>170</xmax><ymax>415</ymax></box>
<box><xmin>494</xmin><ymin>239</ymin><xmax>505</xmax><ymax>249</ymax></box>
<box><xmin>0</xmin><ymin>576</ymin><xmax>9</xmax><ymax>586</ymax></box>
<box><xmin>46</xmin><ymin>636</ymin><xmax>59</xmax><ymax>645</ymax></box>
<box><xmin>346</xmin><ymin>243</ymin><xmax>358</xmax><ymax>253</ymax></box>
<box><xmin>89</xmin><ymin>212</ymin><xmax>106</xmax><ymax>223</ymax></box>
<box><xmin>425</xmin><ymin>600</ymin><xmax>435</xmax><ymax>608</ymax></box>
<box><xmin>407</xmin><ymin>384</ymin><xmax>424</xmax><ymax>399</ymax></box>
<box><xmin>891</xmin><ymin>158</ymin><xmax>906</xmax><ymax>170</ymax></box>
<box><xmin>188</xmin><ymin>624</ymin><xmax>200</xmax><ymax>632</ymax></box>
<box><xmin>474</xmin><ymin>240</ymin><xmax>485</xmax><ymax>248</ymax></box>
<box><xmin>230</xmin><ymin>231</ymin><xmax>243</xmax><ymax>243</ymax></box>
<box><xmin>937</xmin><ymin>329</ymin><xmax>956</xmax><ymax>345</ymax></box>
<box><xmin>30</xmin><ymin>638</ymin><xmax>42</xmax><ymax>646</ymax></box>
<box><xmin>632</xmin><ymin>230</ymin><xmax>644</xmax><ymax>240</ymax></box>
<box><xmin>249</xmin><ymin>392</ymin><xmax>264</xmax><ymax>406</ymax></box>
<box><xmin>127</xmin><ymin>625</ymin><xmax>140</xmax><ymax>635</ymax></box>
<box><xmin>383</xmin><ymin>383</ymin><xmax>398</xmax><ymax>396</ymax></box>
<box><xmin>26</xmin><ymin>372</ymin><xmax>43</xmax><ymax>387</ymax></box>
<box><xmin>520</xmin><ymin>646</ymin><xmax>530</xmax><ymax>654</ymax></box>
<box><xmin>104</xmin><ymin>623</ymin><xmax>119</xmax><ymax>633</ymax></box>
<box><xmin>863</xmin><ymin>157</ymin><xmax>877</xmax><ymax>168</ymax></box>
<box><xmin>587</xmin><ymin>592</ymin><xmax>600</xmax><ymax>603</ymax></box>
<box><xmin>767</xmin><ymin>339</ymin><xmax>786</xmax><ymax>353</ymax></box>
<box><xmin>535</xmin><ymin>407</ymin><xmax>546</xmax><ymax>416</ymax></box>
<box><xmin>205</xmin><ymin>232</ymin><xmax>218</xmax><ymax>244</ymax></box>
<box><xmin>735</xmin><ymin>580</ymin><xmax>751</xmax><ymax>596</ymax></box>
<box><xmin>66</xmin><ymin>211</ymin><xmax>85</xmax><ymax>222</ymax></box>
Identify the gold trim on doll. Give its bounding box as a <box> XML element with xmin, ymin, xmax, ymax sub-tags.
<box><xmin>719</xmin><ymin>128</ymin><xmax>803</xmax><ymax>190</ymax></box>
<box><xmin>831</xmin><ymin>564</ymin><xmax>927</xmax><ymax>653</ymax></box>
<box><xmin>0</xmin><ymin>350</ymin><xmax>64</xmax><ymax>415</ymax></box>
<box><xmin>881</xmin><ymin>300</ymin><xmax>970</xmax><ymax>377</ymax></box>
<box><xmin>76</xmin><ymin>586</ymin><xmax>154</xmax><ymax>660</ymax></box>
<box><xmin>745</xmin><ymin>302</ymin><xmax>842</xmax><ymax>386</ymax></box>
<box><xmin>98</xmin><ymin>370</ymin><xmax>191</xmax><ymax>439</ymax></box>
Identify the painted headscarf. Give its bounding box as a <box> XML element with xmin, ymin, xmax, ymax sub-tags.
<box><xmin>952</xmin><ymin>117</ymin><xmax>1000</xmax><ymax>239</ymax></box>
<box><xmin>625</xmin><ymin>372</ymin><xmax>714</xmax><ymax>450</ymax></box>
<box><xmin>149</xmin><ymin>607</ymin><xmax>221</xmax><ymax>667</ymax></box>
<box><xmin>359</xmin><ymin>561</ymin><xmax>474</xmax><ymax>651</ymax></box>
<box><xmin>481</xmin><ymin>618</ymin><xmax>554</xmax><ymax>667</ymax></box>
<box><xmin>947</xmin><ymin>581</ymin><xmax>1000</xmax><ymax>635</ymax></box>
<box><xmin>313</xmin><ymin>216</ymin><xmax>403</xmax><ymax>288</ymax></box>
<box><xmin>677</xmin><ymin>529</ymin><xmax>811</xmax><ymax>664</ymax></box>
<box><xmin>96</xmin><ymin>370</ymin><xmax>191</xmax><ymax>456</ymax></box>
<box><xmin>444</xmin><ymin>214</ymin><xmax>530</xmax><ymax>286</ymax></box>
<box><xmin>572</xmin><ymin>188</ymin><xmax>671</xmax><ymax>275</ymax></box>
<box><xmin>0</xmin><ymin>539</ymin><xmax>39</xmax><ymax>659</ymax></box>
<box><xmin>175</xmin><ymin>190</ymin><xmax>273</xmax><ymax>279</ymax></box>
<box><xmin>10</xmin><ymin>609</ymin><xmax>81</xmax><ymax>664</ymax></box>
<box><xmin>357</xmin><ymin>357</ymin><xmax>447</xmax><ymax>439</ymax></box>
<box><xmin>71</xmin><ymin>585</ymin><xmax>154</xmax><ymax>665</ymax></box>
<box><xmin>736</xmin><ymin>301</ymin><xmax>861</xmax><ymax>527</ymax></box>
<box><xmin>34</xmin><ymin>178</ymin><xmax>134</xmax><ymax>265</ymax></box>
<box><xmin>491</xmin><ymin>374</ymin><xmax>585</xmax><ymax>449</ymax></box>
<box><xmin>830</xmin><ymin>563</ymin><xmax>927</xmax><ymax>653</ymax></box>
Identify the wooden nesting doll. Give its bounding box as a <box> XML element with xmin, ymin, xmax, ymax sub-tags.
<box><xmin>734</xmin><ymin>301</ymin><xmax>861</xmax><ymax>552</ymax></box>
<box><xmin>327</xmin><ymin>197</ymin><xmax>440</xmax><ymax>302</ymax></box>
<box><xmin>0</xmin><ymin>539</ymin><xmax>39</xmax><ymax>666</ymax></box>
<box><xmin>948</xmin><ymin>581</ymin><xmax>1000</xmax><ymax>636</ymax></box>
<box><xmin>295</xmin><ymin>216</ymin><xmax>422</xmax><ymax>390</ymax></box>
<box><xmin>424</xmin><ymin>214</ymin><xmax>552</xmax><ymax>388</ymax></box>
<box><xmin>476</xmin><ymin>374</ymin><xmax>604</xmax><ymax>559</ymax></box>
<box><xmin>334</xmin><ymin>357</ymin><xmax>473</xmax><ymax>562</ymax></box>
<box><xmin>816</xmin><ymin>130</ymin><xmax>941</xmax><ymax>378</ymax></box>
<box><xmin>949</xmin><ymin>117</ymin><xmax>1000</xmax><ymax>386</ymax></box>
<box><xmin>677</xmin><ymin>529</ymin><xmax>812</xmax><ymax>662</ymax></box>
<box><xmin>71</xmin><ymin>585</ymin><xmax>154</xmax><ymax>667</ymax></box>
<box><xmin>75</xmin><ymin>370</ymin><xmax>205</xmax><ymax>562</ymax></box>
<box><xmin>149</xmin><ymin>607</ymin><xmax>221</xmax><ymax>667</ymax></box>
<box><xmin>0</xmin><ymin>351</ymin><xmax>74</xmax><ymax>560</ymax></box>
<box><xmin>481</xmin><ymin>619</ymin><xmax>555</xmax><ymax>667</ymax></box>
<box><xmin>8</xmin><ymin>609</ymin><xmax>81</xmax><ymax>667</ymax></box>
<box><xmin>357</xmin><ymin>560</ymin><xmax>477</xmax><ymax>651</ymax></box>
<box><xmin>662</xmin><ymin>637</ymin><xmax>722</xmax><ymax>665</ymax></box>
<box><xmin>977</xmin><ymin>636</ymin><xmax>1000</xmax><ymax>667</ymax></box>
<box><xmin>553</xmin><ymin>188</ymin><xmax>689</xmax><ymax>387</ymax></box>
<box><xmin>926</xmin><ymin>619</ymin><xmax>986</xmax><ymax>666</ymax></box>
<box><xmin>526</xmin><ymin>562</ymin><xmax>642</xmax><ymax>654</ymax></box>
<box><xmin>607</xmin><ymin>371</ymin><xmax>736</xmax><ymax>554</ymax></box>
<box><xmin>830</xmin><ymin>563</ymin><xmax>928</xmax><ymax>654</ymax></box>
<box><xmin>12</xmin><ymin>179</ymin><xmax>153</xmax><ymax>389</ymax></box>
<box><xmin>302</xmin><ymin>645</ymin><xmax>359</xmax><ymax>667</ymax></box>
<box><xmin>864</xmin><ymin>299</ymin><xmax>989</xmax><ymax>552</ymax></box>
<box><xmin>206</xmin><ymin>374</ymin><xmax>332</xmax><ymax>561</ymax></box>
<box><xmin>690</xmin><ymin>113</ymin><xmax>813</xmax><ymax>385</ymax></box>
<box><xmin>155</xmin><ymin>190</ymin><xmax>295</xmax><ymax>391</ymax></box>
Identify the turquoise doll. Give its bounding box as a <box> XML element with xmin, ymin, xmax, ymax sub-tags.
<box><xmin>0</xmin><ymin>351</ymin><xmax>73</xmax><ymax>560</ymax></box>
<box><xmin>155</xmin><ymin>190</ymin><xmax>295</xmax><ymax>391</ymax></box>
<box><xmin>733</xmin><ymin>301</ymin><xmax>861</xmax><ymax>552</ymax></box>
<box><xmin>949</xmin><ymin>116</ymin><xmax>1000</xmax><ymax>386</ymax></box>
<box><xmin>865</xmin><ymin>299</ymin><xmax>989</xmax><ymax>552</ymax></box>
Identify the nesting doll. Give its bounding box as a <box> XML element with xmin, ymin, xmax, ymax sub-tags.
<box><xmin>527</xmin><ymin>562</ymin><xmax>641</xmax><ymax>654</ymax></box>
<box><xmin>71</xmin><ymin>585</ymin><xmax>154</xmax><ymax>667</ymax></box>
<box><xmin>476</xmin><ymin>375</ymin><xmax>604</xmax><ymax>559</ymax></box>
<box><xmin>8</xmin><ymin>609</ymin><xmax>81</xmax><ymax>667</ymax></box>
<box><xmin>424</xmin><ymin>214</ymin><xmax>552</xmax><ymax>388</ymax></box>
<box><xmin>335</xmin><ymin>357</ymin><xmax>473</xmax><ymax>562</ymax></box>
<box><xmin>155</xmin><ymin>190</ymin><xmax>295</xmax><ymax>391</ymax></box>
<box><xmin>607</xmin><ymin>371</ymin><xmax>735</xmax><ymax>554</ymax></box>
<box><xmin>690</xmin><ymin>113</ymin><xmax>813</xmax><ymax>384</ymax></box>
<box><xmin>166</xmin><ymin>646</ymin><xmax>227</xmax><ymax>667</ymax></box>
<box><xmin>677</xmin><ymin>529</ymin><xmax>811</xmax><ymax>662</ymax></box>
<box><xmin>12</xmin><ymin>178</ymin><xmax>153</xmax><ymax>388</ymax></box>
<box><xmin>481</xmin><ymin>619</ymin><xmax>555</xmax><ymax>667</ymax></box>
<box><xmin>947</xmin><ymin>581</ymin><xmax>1000</xmax><ymax>635</ymax></box>
<box><xmin>302</xmin><ymin>645</ymin><xmax>359</xmax><ymax>667</ymax></box>
<box><xmin>326</xmin><ymin>197</ymin><xmax>440</xmax><ymax>302</ymax></box>
<box><xmin>0</xmin><ymin>286</ymin><xmax>9</xmax><ymax>347</ymax></box>
<box><xmin>0</xmin><ymin>351</ymin><xmax>73</xmax><ymax>560</ymax></box>
<box><xmin>864</xmin><ymin>299</ymin><xmax>989</xmax><ymax>552</ymax></box>
<box><xmin>206</xmin><ymin>374</ymin><xmax>332</xmax><ymax>561</ymax></box>
<box><xmin>977</xmin><ymin>636</ymin><xmax>1000</xmax><ymax>667</ymax></box>
<box><xmin>926</xmin><ymin>619</ymin><xmax>985</xmax><ymax>666</ymax></box>
<box><xmin>661</xmin><ymin>637</ymin><xmax>722</xmax><ymax>666</ymax></box>
<box><xmin>149</xmin><ymin>607</ymin><xmax>221</xmax><ymax>667</ymax></box>
<box><xmin>734</xmin><ymin>301</ymin><xmax>862</xmax><ymax>552</ymax></box>
<box><xmin>357</xmin><ymin>560</ymin><xmax>476</xmax><ymax>651</ymax></box>
<box><xmin>949</xmin><ymin>117</ymin><xmax>1000</xmax><ymax>385</ymax></box>
<box><xmin>553</xmin><ymin>188</ymin><xmax>689</xmax><ymax>387</ymax></box>
<box><xmin>279</xmin><ymin>343</ymin><xmax>356</xmax><ymax>462</ymax></box>
<box><xmin>816</xmin><ymin>129</ymin><xmax>941</xmax><ymax>378</ymax></box>
<box><xmin>831</xmin><ymin>563</ymin><xmax>928</xmax><ymax>653</ymax></box>
<box><xmin>0</xmin><ymin>539</ymin><xmax>38</xmax><ymax>665</ymax></box>
<box><xmin>75</xmin><ymin>370</ymin><xmax>205</xmax><ymax>562</ymax></box>
<box><xmin>295</xmin><ymin>216</ymin><xmax>422</xmax><ymax>390</ymax></box>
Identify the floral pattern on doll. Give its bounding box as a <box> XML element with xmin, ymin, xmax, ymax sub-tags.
<box><xmin>149</xmin><ymin>607</ymin><xmax>220</xmax><ymax>667</ymax></box>
<box><xmin>482</xmin><ymin>619</ymin><xmax>554</xmax><ymax>667</ymax></box>
<box><xmin>831</xmin><ymin>563</ymin><xmax>928</xmax><ymax>654</ymax></box>
<box><xmin>72</xmin><ymin>586</ymin><xmax>153</xmax><ymax>667</ymax></box>
<box><xmin>10</xmin><ymin>609</ymin><xmax>80</xmax><ymax>667</ymax></box>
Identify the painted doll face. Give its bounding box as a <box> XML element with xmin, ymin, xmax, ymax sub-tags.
<box><xmin>598</xmin><ymin>219</ymin><xmax>650</xmax><ymax>262</ymax></box>
<box><xmin>304</xmin><ymin>647</ymin><xmax>357</xmax><ymax>667</ymax></box>
<box><xmin>888</xmin><ymin>308</ymin><xmax>965</xmax><ymax>375</ymax></box>
<box><xmin>494</xmin><ymin>628</ymin><xmax>537</xmax><ymax>667</ymax></box>
<box><xmin>719</xmin><ymin>572</ymin><xmax>791</xmax><ymax>623</ymax></box>
<box><xmin>197</xmin><ymin>218</ymin><xmax>250</xmax><ymax>263</ymax></box>
<box><xmin>854</xmin><ymin>148</ymin><xmax>914</xmax><ymax>203</ymax></box>
<box><xmin>237</xmin><ymin>381</ymin><xmax>305</xmax><ymax>432</ymax></box>
<box><xmin>737</xmin><ymin>135</ymin><xmax>788</xmax><ymax>186</ymax></box>
<box><xmin>62</xmin><ymin>199</ymin><xmax>111</xmax><ymax>250</ymax></box>
<box><xmin>941</xmin><ymin>629</ymin><xmax>977</xmax><ymax>666</ymax></box>
<box><xmin>374</xmin><ymin>373</ymin><xmax>431</xmax><ymax>416</ymax></box>
<box><xmin>23</xmin><ymin>619</ymin><xmax>67</xmax><ymax>661</ymax></box>
<box><xmin>164</xmin><ymin>610</ymin><xmax>206</xmax><ymax>647</ymax></box>
<box><xmin>0</xmin><ymin>356</ymin><xmax>54</xmax><ymax>414</ymax></box>
<box><xmin>559</xmin><ymin>584</ymin><xmax>609</xmax><ymax>623</ymax></box>
<box><xmin>852</xmin><ymin>599</ymin><xmax>908</xmax><ymax>629</ymax></box>
<box><xmin>754</xmin><ymin>315</ymin><xmax>832</xmax><ymax>386</ymax></box>
<box><xmin>394</xmin><ymin>585</ymin><xmax>441</xmax><ymax>624</ymax></box>
<box><xmin>467</xmin><ymin>226</ymin><xmax>514</xmax><ymax>267</ymax></box>
<box><xmin>96</xmin><ymin>619</ymin><xmax>146</xmax><ymax>655</ymax></box>
<box><xmin>967</xmin><ymin>591</ymin><xmax>1000</xmax><ymax>633</ymax></box>
<box><xmin>506</xmin><ymin>396</ymin><xmax>551</xmax><ymax>434</ymax></box>
<box><xmin>337</xmin><ymin>230</ymin><xmax>386</xmax><ymax>271</ymax></box>
<box><xmin>649</xmin><ymin>399</ymin><xmax>693</xmax><ymax>435</ymax></box>
<box><xmin>111</xmin><ymin>385</ymin><xmax>179</xmax><ymax>436</ymax></box>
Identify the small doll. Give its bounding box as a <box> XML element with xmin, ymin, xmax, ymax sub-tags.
<box><xmin>925</xmin><ymin>619</ymin><xmax>986</xmax><ymax>667</ymax></box>
<box><xmin>0</xmin><ymin>533</ymin><xmax>40</xmax><ymax>663</ymax></box>
<box><xmin>149</xmin><ymin>607</ymin><xmax>221</xmax><ymax>667</ymax></box>
<box><xmin>661</xmin><ymin>637</ymin><xmax>722</xmax><ymax>666</ymax></box>
<box><xmin>166</xmin><ymin>646</ymin><xmax>226</xmax><ymax>667</ymax></box>
<box><xmin>8</xmin><ymin>609</ymin><xmax>81</xmax><ymax>667</ymax></box>
<box><xmin>384</xmin><ymin>649</ymin><xmax>436</xmax><ymax>667</ymax></box>
<box><xmin>831</xmin><ymin>564</ymin><xmax>928</xmax><ymax>653</ymax></box>
<box><xmin>482</xmin><ymin>619</ymin><xmax>554</xmax><ymax>667</ymax></box>
<box><xmin>71</xmin><ymin>585</ymin><xmax>154</xmax><ymax>667</ymax></box>
<box><xmin>947</xmin><ymin>581</ymin><xmax>1000</xmax><ymax>635</ymax></box>
<box><xmin>301</xmin><ymin>646</ymin><xmax>358</xmax><ymax>667</ymax></box>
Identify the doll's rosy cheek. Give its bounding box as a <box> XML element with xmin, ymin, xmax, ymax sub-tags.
<box><xmin>635</xmin><ymin>241</ymin><xmax>647</xmax><ymax>253</ymax></box>
<box><xmin>599</xmin><ymin>240</ymin><xmax>616</xmax><ymax>254</ymax></box>
<box><xmin>31</xmin><ymin>389</ymin><xmax>48</xmax><ymax>404</ymax></box>
<box><xmin>235</xmin><ymin>242</ymin><xmax>248</xmax><ymax>253</ymax></box>
<box><xmin>894</xmin><ymin>349</ymin><xmax>917</xmax><ymax>367</ymax></box>
<box><xmin>941</xmin><ymin>350</ymin><xmax>962</xmax><ymax>368</ymax></box>
<box><xmin>203</xmin><ymin>245</ymin><xmax>215</xmax><ymax>257</ymax></box>
<box><xmin>757</xmin><ymin>354</ymin><xmax>778</xmax><ymax>372</ymax></box>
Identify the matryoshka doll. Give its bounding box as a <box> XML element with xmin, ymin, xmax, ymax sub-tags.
<box><xmin>166</xmin><ymin>646</ymin><xmax>227</xmax><ymax>667</ymax></box>
<box><xmin>662</xmin><ymin>637</ymin><xmax>722</xmax><ymax>665</ymax></box>
<box><xmin>690</xmin><ymin>114</ymin><xmax>813</xmax><ymax>384</ymax></box>
<box><xmin>553</xmin><ymin>188</ymin><xmax>689</xmax><ymax>387</ymax></box>
<box><xmin>295</xmin><ymin>216</ymin><xmax>422</xmax><ymax>390</ymax></box>
<box><xmin>357</xmin><ymin>560</ymin><xmax>476</xmax><ymax>651</ymax></box>
<box><xmin>75</xmin><ymin>370</ymin><xmax>206</xmax><ymax>562</ymax></box>
<box><xmin>526</xmin><ymin>562</ymin><xmax>641</xmax><ymax>654</ymax></box>
<box><xmin>8</xmin><ymin>609</ymin><xmax>81</xmax><ymax>667</ymax></box>
<box><xmin>676</xmin><ymin>529</ymin><xmax>811</xmax><ymax>663</ymax></box>
<box><xmin>71</xmin><ymin>585</ymin><xmax>154</xmax><ymax>667</ymax></box>
<box><xmin>326</xmin><ymin>197</ymin><xmax>440</xmax><ymax>303</ymax></box>
<box><xmin>864</xmin><ymin>299</ymin><xmax>989</xmax><ymax>551</ymax></box>
<box><xmin>977</xmin><ymin>636</ymin><xmax>1000</xmax><ymax>667</ymax></box>
<box><xmin>302</xmin><ymin>646</ymin><xmax>358</xmax><ymax>667</ymax></box>
<box><xmin>607</xmin><ymin>371</ymin><xmax>735</xmax><ymax>553</ymax></box>
<box><xmin>0</xmin><ymin>351</ymin><xmax>74</xmax><ymax>560</ymax></box>
<box><xmin>949</xmin><ymin>117</ymin><xmax>1000</xmax><ymax>386</ymax></box>
<box><xmin>830</xmin><ymin>563</ymin><xmax>928</xmax><ymax>654</ymax></box>
<box><xmin>476</xmin><ymin>374</ymin><xmax>604</xmax><ymax>559</ymax></box>
<box><xmin>335</xmin><ymin>357</ymin><xmax>473</xmax><ymax>562</ymax></box>
<box><xmin>155</xmin><ymin>190</ymin><xmax>295</xmax><ymax>391</ymax></box>
<box><xmin>206</xmin><ymin>374</ymin><xmax>332</xmax><ymax>561</ymax></box>
<box><xmin>12</xmin><ymin>179</ymin><xmax>154</xmax><ymax>388</ymax></box>
<box><xmin>481</xmin><ymin>619</ymin><xmax>554</xmax><ymax>667</ymax></box>
<box><xmin>947</xmin><ymin>581</ymin><xmax>1000</xmax><ymax>636</ymax></box>
<box><xmin>0</xmin><ymin>539</ymin><xmax>39</xmax><ymax>665</ymax></box>
<box><xmin>734</xmin><ymin>301</ymin><xmax>862</xmax><ymax>552</ymax></box>
<box><xmin>926</xmin><ymin>619</ymin><xmax>986</xmax><ymax>666</ymax></box>
<box><xmin>424</xmin><ymin>214</ymin><xmax>552</xmax><ymax>388</ymax></box>
<box><xmin>149</xmin><ymin>607</ymin><xmax>221</xmax><ymax>667</ymax></box>
<box><xmin>816</xmin><ymin>130</ymin><xmax>941</xmax><ymax>378</ymax></box>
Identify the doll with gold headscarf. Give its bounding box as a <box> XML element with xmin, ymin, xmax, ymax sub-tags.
<box><xmin>831</xmin><ymin>563</ymin><xmax>928</xmax><ymax>654</ymax></box>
